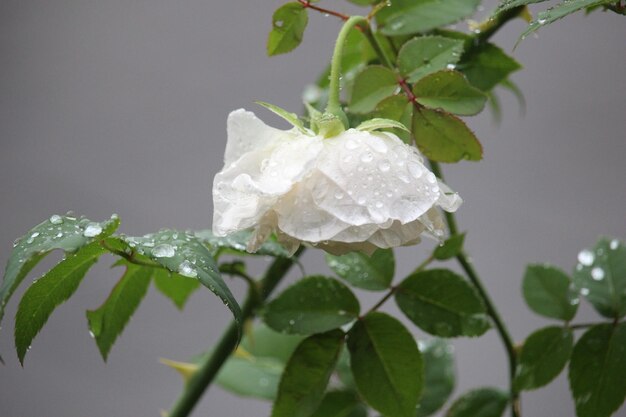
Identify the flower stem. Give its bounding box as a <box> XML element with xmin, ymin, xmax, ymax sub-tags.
<box><xmin>167</xmin><ymin>249</ymin><xmax>304</xmax><ymax>417</ymax></box>
<box><xmin>326</xmin><ymin>15</ymin><xmax>367</xmax><ymax>119</ymax></box>
<box><xmin>431</xmin><ymin>161</ymin><xmax>521</xmax><ymax>417</ymax></box>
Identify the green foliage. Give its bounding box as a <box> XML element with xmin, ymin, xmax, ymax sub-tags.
<box><xmin>217</xmin><ymin>323</ymin><xmax>303</xmax><ymax>399</ymax></box>
<box><xmin>412</xmin><ymin>108</ymin><xmax>483</xmax><ymax>162</ymax></box>
<box><xmin>267</xmin><ymin>2</ymin><xmax>308</xmax><ymax>56</ymax></box>
<box><xmin>263</xmin><ymin>276</ymin><xmax>360</xmax><ymax>335</ymax></box>
<box><xmin>0</xmin><ymin>214</ymin><xmax>120</xmax><ymax>329</ymax></box>
<box><xmin>520</xmin><ymin>0</ymin><xmax>612</xmax><ymax>40</ymax></box>
<box><xmin>374</xmin><ymin>95</ymin><xmax>414</xmax><ymax>143</ymax></box>
<box><xmin>122</xmin><ymin>230</ymin><xmax>242</xmax><ymax>326</ymax></box>
<box><xmin>326</xmin><ymin>249</ymin><xmax>395</xmax><ymax>291</ymax></box>
<box><xmin>272</xmin><ymin>330</ymin><xmax>345</xmax><ymax>417</ymax></box>
<box><xmin>433</xmin><ymin>233</ymin><xmax>466</xmax><ymax>260</ymax></box>
<box><xmin>573</xmin><ymin>238</ymin><xmax>626</xmax><ymax>319</ymax></box>
<box><xmin>86</xmin><ymin>260</ymin><xmax>152</xmax><ymax>361</ymax></box>
<box><xmin>514</xmin><ymin>326</ymin><xmax>573</xmax><ymax>391</ymax></box>
<box><xmin>15</xmin><ymin>242</ymin><xmax>107</xmax><ymax>363</ymax></box>
<box><xmin>522</xmin><ymin>264</ymin><xmax>579</xmax><ymax>321</ymax></box>
<box><xmin>395</xmin><ymin>269</ymin><xmax>490</xmax><ymax>337</ymax></box>
<box><xmin>349</xmin><ymin>66</ymin><xmax>398</xmax><ymax>114</ymax></box>
<box><xmin>355</xmin><ymin>118</ymin><xmax>409</xmax><ymax>133</ymax></box>
<box><xmin>194</xmin><ymin>229</ymin><xmax>290</xmax><ymax>258</ymax></box>
<box><xmin>347</xmin><ymin>312</ymin><xmax>423</xmax><ymax>417</ymax></box>
<box><xmin>153</xmin><ymin>269</ymin><xmax>200</xmax><ymax>310</ymax></box>
<box><xmin>460</xmin><ymin>43</ymin><xmax>522</xmax><ymax>92</ymax></box>
<box><xmin>377</xmin><ymin>0</ymin><xmax>481</xmax><ymax>36</ymax></box>
<box><xmin>413</xmin><ymin>71</ymin><xmax>487</xmax><ymax>116</ymax></box>
<box><xmin>256</xmin><ymin>101</ymin><xmax>308</xmax><ymax>133</ymax></box>
<box><xmin>494</xmin><ymin>0</ymin><xmax>546</xmax><ymax>14</ymax></box>
<box><xmin>310</xmin><ymin>391</ymin><xmax>366</xmax><ymax>417</ymax></box>
<box><xmin>397</xmin><ymin>36</ymin><xmax>465</xmax><ymax>83</ymax></box>
<box><xmin>417</xmin><ymin>339</ymin><xmax>456</xmax><ymax>417</ymax></box>
<box><xmin>446</xmin><ymin>388</ymin><xmax>509</xmax><ymax>417</ymax></box>
<box><xmin>569</xmin><ymin>323</ymin><xmax>626</xmax><ymax>417</ymax></box>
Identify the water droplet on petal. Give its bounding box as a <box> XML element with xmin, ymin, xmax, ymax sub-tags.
<box><xmin>345</xmin><ymin>138</ymin><xmax>359</xmax><ymax>150</ymax></box>
<box><xmin>378</xmin><ymin>161</ymin><xmax>391</xmax><ymax>172</ymax></box>
<box><xmin>408</xmin><ymin>162</ymin><xmax>423</xmax><ymax>179</ymax></box>
<box><xmin>360</xmin><ymin>152</ymin><xmax>374</xmax><ymax>163</ymax></box>
<box><xmin>426</xmin><ymin>172</ymin><xmax>437</xmax><ymax>184</ymax></box>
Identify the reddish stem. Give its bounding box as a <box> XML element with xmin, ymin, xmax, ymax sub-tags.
<box><xmin>299</xmin><ymin>0</ymin><xmax>350</xmax><ymax>21</ymax></box>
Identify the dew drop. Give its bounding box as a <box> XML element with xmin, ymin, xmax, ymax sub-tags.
<box><xmin>407</xmin><ymin>162</ymin><xmax>423</xmax><ymax>179</ymax></box>
<box><xmin>153</xmin><ymin>244</ymin><xmax>175</xmax><ymax>258</ymax></box>
<box><xmin>577</xmin><ymin>249</ymin><xmax>594</xmax><ymax>266</ymax></box>
<box><xmin>426</xmin><ymin>172</ymin><xmax>437</xmax><ymax>184</ymax></box>
<box><xmin>49</xmin><ymin>215</ymin><xmax>63</xmax><ymax>225</ymax></box>
<box><xmin>345</xmin><ymin>138</ymin><xmax>359</xmax><ymax>150</ymax></box>
<box><xmin>378</xmin><ymin>161</ymin><xmax>391</xmax><ymax>172</ymax></box>
<box><xmin>360</xmin><ymin>152</ymin><xmax>374</xmax><ymax>163</ymax></box>
<box><xmin>580</xmin><ymin>288</ymin><xmax>590</xmax><ymax>296</ymax></box>
<box><xmin>178</xmin><ymin>260</ymin><xmax>198</xmax><ymax>278</ymax></box>
<box><xmin>610</xmin><ymin>239</ymin><xmax>620</xmax><ymax>250</ymax></box>
<box><xmin>591</xmin><ymin>267</ymin><xmax>605</xmax><ymax>281</ymax></box>
<box><xmin>334</xmin><ymin>191</ymin><xmax>344</xmax><ymax>200</ymax></box>
<box><xmin>83</xmin><ymin>223</ymin><xmax>103</xmax><ymax>238</ymax></box>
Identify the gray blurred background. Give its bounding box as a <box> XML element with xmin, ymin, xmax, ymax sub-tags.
<box><xmin>1</xmin><ymin>1</ymin><xmax>625</xmax><ymax>416</ymax></box>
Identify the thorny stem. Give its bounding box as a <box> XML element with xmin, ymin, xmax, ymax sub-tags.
<box><xmin>355</xmin><ymin>4</ymin><xmax>526</xmax><ymax>416</ymax></box>
<box><xmin>168</xmin><ymin>249</ymin><xmax>304</xmax><ymax>417</ymax></box>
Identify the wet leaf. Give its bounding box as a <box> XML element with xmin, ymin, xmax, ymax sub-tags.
<box><xmin>326</xmin><ymin>249</ymin><xmax>395</xmax><ymax>291</ymax></box>
<box><xmin>417</xmin><ymin>339</ymin><xmax>456</xmax><ymax>417</ymax></box>
<box><xmin>267</xmin><ymin>2</ymin><xmax>308</xmax><ymax>56</ymax></box>
<box><xmin>349</xmin><ymin>66</ymin><xmax>399</xmax><ymax>114</ymax></box>
<box><xmin>153</xmin><ymin>269</ymin><xmax>200</xmax><ymax>310</ymax></box>
<box><xmin>348</xmin><ymin>312</ymin><xmax>423</xmax><ymax>417</ymax></box>
<box><xmin>397</xmin><ymin>36</ymin><xmax>465</xmax><ymax>82</ymax></box>
<box><xmin>263</xmin><ymin>276</ymin><xmax>360</xmax><ymax>335</ymax></box>
<box><xmin>413</xmin><ymin>71</ymin><xmax>487</xmax><ymax>116</ymax></box>
<box><xmin>433</xmin><ymin>233</ymin><xmax>466</xmax><ymax>260</ymax></box>
<box><xmin>446</xmin><ymin>388</ymin><xmax>509</xmax><ymax>417</ymax></box>
<box><xmin>395</xmin><ymin>269</ymin><xmax>490</xmax><ymax>337</ymax></box>
<box><xmin>522</xmin><ymin>264</ymin><xmax>578</xmax><ymax>321</ymax></box>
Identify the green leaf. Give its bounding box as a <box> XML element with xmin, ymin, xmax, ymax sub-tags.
<box><xmin>522</xmin><ymin>264</ymin><xmax>579</xmax><ymax>321</ymax></box>
<box><xmin>514</xmin><ymin>326</ymin><xmax>573</xmax><ymax>391</ymax></box>
<box><xmin>572</xmin><ymin>238</ymin><xmax>626</xmax><ymax>319</ymax></box>
<box><xmin>347</xmin><ymin>312</ymin><xmax>423</xmax><ymax>417</ymax></box>
<box><xmin>395</xmin><ymin>269</ymin><xmax>490</xmax><ymax>337</ymax></box>
<box><xmin>460</xmin><ymin>43</ymin><xmax>522</xmax><ymax>91</ymax></box>
<box><xmin>256</xmin><ymin>101</ymin><xmax>309</xmax><ymax>134</ymax></box>
<box><xmin>569</xmin><ymin>323</ymin><xmax>626</xmax><ymax>417</ymax></box>
<box><xmin>217</xmin><ymin>323</ymin><xmax>303</xmax><ymax>399</ymax></box>
<box><xmin>433</xmin><ymin>233</ymin><xmax>466</xmax><ymax>260</ymax></box>
<box><xmin>263</xmin><ymin>276</ymin><xmax>360</xmax><ymax>335</ymax></box>
<box><xmin>412</xmin><ymin>108</ymin><xmax>483</xmax><ymax>162</ymax></box>
<box><xmin>374</xmin><ymin>95</ymin><xmax>414</xmax><ymax>143</ymax></box>
<box><xmin>417</xmin><ymin>339</ymin><xmax>456</xmax><ymax>417</ymax></box>
<box><xmin>520</xmin><ymin>0</ymin><xmax>609</xmax><ymax>40</ymax></box>
<box><xmin>413</xmin><ymin>71</ymin><xmax>487</xmax><ymax>116</ymax></box>
<box><xmin>397</xmin><ymin>36</ymin><xmax>465</xmax><ymax>82</ymax></box>
<box><xmin>1</xmin><ymin>214</ymin><xmax>120</xmax><ymax>329</ymax></box>
<box><xmin>326</xmin><ymin>249</ymin><xmax>395</xmax><ymax>291</ymax></box>
<box><xmin>349</xmin><ymin>66</ymin><xmax>399</xmax><ymax>114</ymax></box>
<box><xmin>86</xmin><ymin>260</ymin><xmax>152</xmax><ymax>361</ymax></box>
<box><xmin>272</xmin><ymin>329</ymin><xmax>345</xmax><ymax>417</ymax></box>
<box><xmin>494</xmin><ymin>0</ymin><xmax>546</xmax><ymax>14</ymax></box>
<box><xmin>153</xmin><ymin>269</ymin><xmax>200</xmax><ymax>310</ymax></box>
<box><xmin>378</xmin><ymin>0</ymin><xmax>481</xmax><ymax>36</ymax></box>
<box><xmin>123</xmin><ymin>230</ymin><xmax>241</xmax><ymax>327</ymax></box>
<box><xmin>14</xmin><ymin>242</ymin><xmax>107</xmax><ymax>364</ymax></box>
<box><xmin>446</xmin><ymin>388</ymin><xmax>509</xmax><ymax>417</ymax></box>
<box><xmin>267</xmin><ymin>2</ymin><xmax>308</xmax><ymax>56</ymax></box>
<box><xmin>218</xmin><ymin>355</ymin><xmax>284</xmax><ymax>400</ymax></box>
<box><xmin>356</xmin><ymin>118</ymin><xmax>410</xmax><ymax>133</ymax></box>
<box><xmin>194</xmin><ymin>229</ymin><xmax>291</xmax><ymax>258</ymax></box>
<box><xmin>310</xmin><ymin>391</ymin><xmax>367</xmax><ymax>417</ymax></box>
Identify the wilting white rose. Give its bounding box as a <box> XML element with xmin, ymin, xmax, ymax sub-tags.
<box><xmin>212</xmin><ymin>108</ymin><xmax>462</xmax><ymax>256</ymax></box>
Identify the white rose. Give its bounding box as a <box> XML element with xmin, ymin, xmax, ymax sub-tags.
<box><xmin>212</xmin><ymin>108</ymin><xmax>462</xmax><ymax>256</ymax></box>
